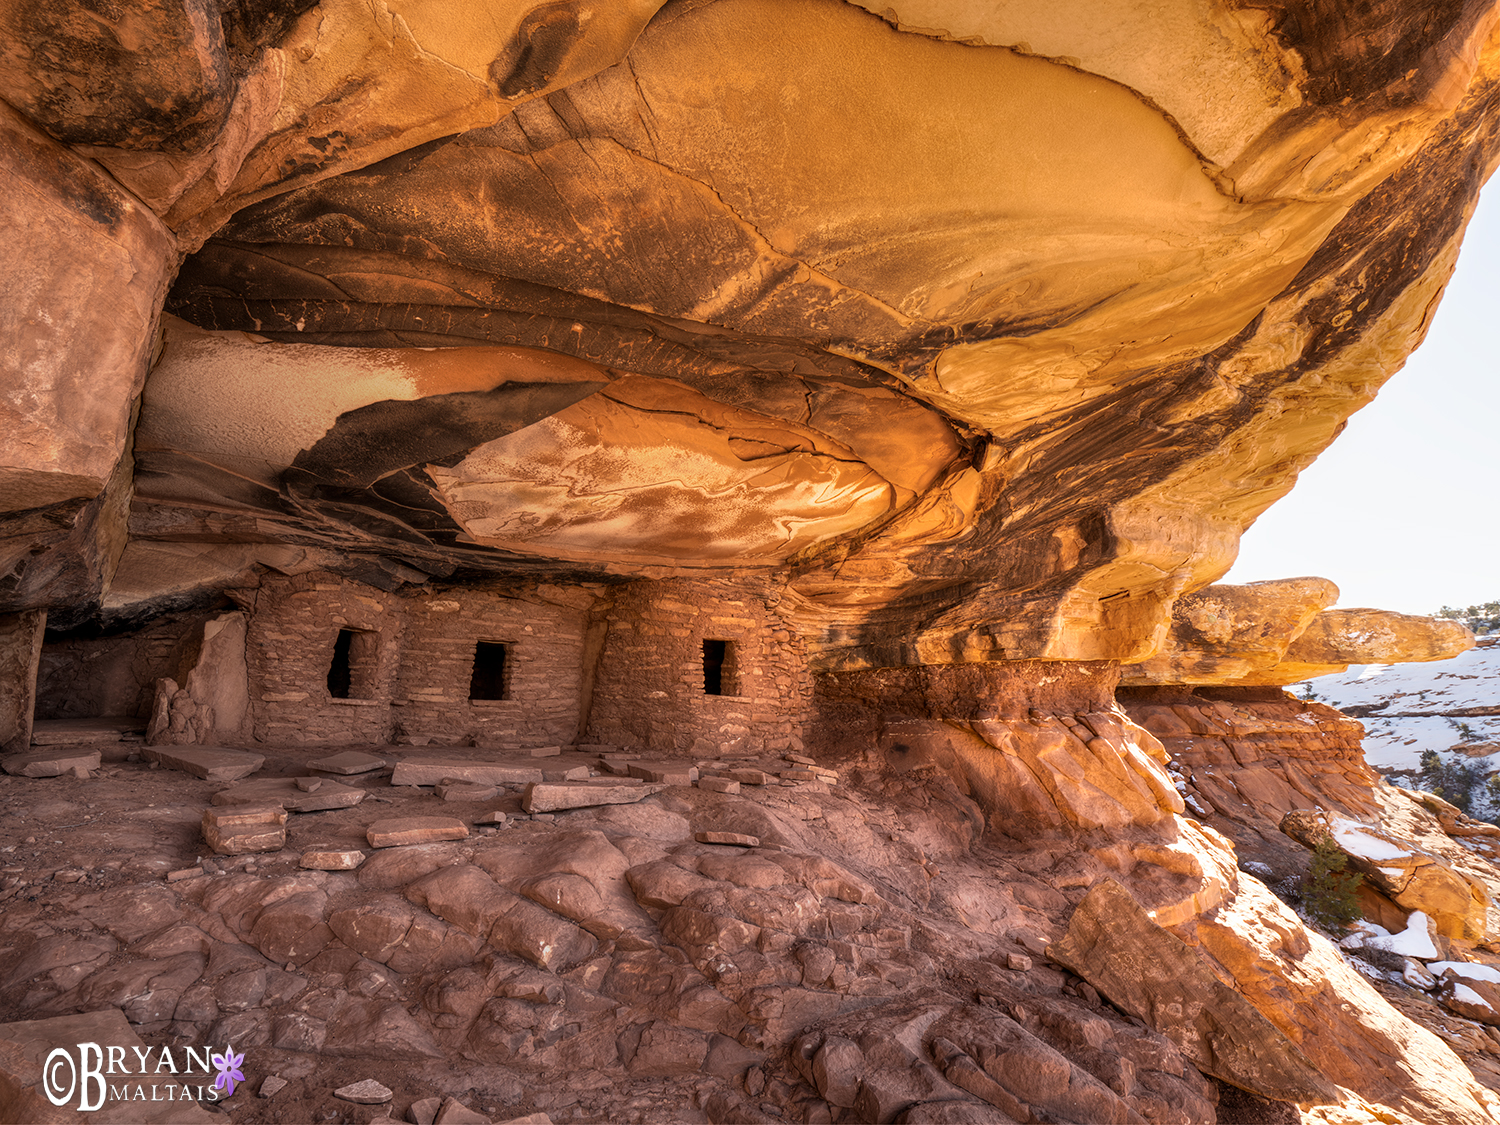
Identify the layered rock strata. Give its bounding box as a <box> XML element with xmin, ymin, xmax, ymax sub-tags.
<box><xmin>2</xmin><ymin>2</ymin><xmax>1500</xmax><ymax>1123</ymax></box>
<box><xmin>0</xmin><ymin>0</ymin><xmax>1497</xmax><ymax>663</ymax></box>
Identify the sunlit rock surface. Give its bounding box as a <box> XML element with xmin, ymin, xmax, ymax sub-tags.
<box><xmin>0</xmin><ymin>0</ymin><xmax>1492</xmax><ymax>659</ymax></box>
<box><xmin>1123</xmin><ymin>581</ymin><xmax>1477</xmax><ymax>686</ymax></box>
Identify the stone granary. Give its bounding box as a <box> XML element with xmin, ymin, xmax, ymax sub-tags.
<box><xmin>4</xmin><ymin>2</ymin><xmax>1500</xmax><ymax>1123</ymax></box>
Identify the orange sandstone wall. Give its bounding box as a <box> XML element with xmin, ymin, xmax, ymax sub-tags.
<box><xmin>1119</xmin><ymin>687</ymin><xmax>1380</xmax><ymax>826</ymax></box>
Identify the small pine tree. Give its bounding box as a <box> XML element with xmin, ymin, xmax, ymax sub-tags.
<box><xmin>1302</xmin><ymin>835</ymin><xmax>1362</xmax><ymax>932</ymax></box>
<box><xmin>1417</xmin><ymin>749</ymin><xmax>1487</xmax><ymax>816</ymax></box>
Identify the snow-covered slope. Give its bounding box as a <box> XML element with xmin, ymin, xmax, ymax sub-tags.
<box><xmin>1299</xmin><ymin>641</ymin><xmax>1500</xmax><ymax>772</ymax></box>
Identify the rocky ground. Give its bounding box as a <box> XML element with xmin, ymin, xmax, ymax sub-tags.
<box><xmin>2</xmin><ymin>714</ymin><xmax>1500</xmax><ymax>1125</ymax></box>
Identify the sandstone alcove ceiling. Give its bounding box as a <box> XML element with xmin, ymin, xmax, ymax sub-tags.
<box><xmin>128</xmin><ymin>0</ymin><xmax>1500</xmax><ymax>668</ymax></box>
<box><xmin>136</xmin><ymin>318</ymin><xmax>963</xmax><ymax>570</ymax></box>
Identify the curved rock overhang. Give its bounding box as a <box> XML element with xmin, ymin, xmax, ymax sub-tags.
<box><xmin>1</xmin><ymin>0</ymin><xmax>1498</xmax><ymax>663</ymax></box>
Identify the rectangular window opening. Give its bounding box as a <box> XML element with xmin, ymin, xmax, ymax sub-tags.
<box><xmin>703</xmin><ymin>638</ymin><xmax>737</xmax><ymax>696</ymax></box>
<box><xmin>469</xmin><ymin>641</ymin><xmax>510</xmax><ymax>701</ymax></box>
<box><xmin>327</xmin><ymin>628</ymin><xmax>379</xmax><ymax>699</ymax></box>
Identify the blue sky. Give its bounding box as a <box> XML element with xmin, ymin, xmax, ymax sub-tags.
<box><xmin>1223</xmin><ymin>184</ymin><xmax>1500</xmax><ymax>615</ymax></box>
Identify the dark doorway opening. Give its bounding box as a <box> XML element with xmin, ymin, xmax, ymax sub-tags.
<box><xmin>327</xmin><ymin>628</ymin><xmax>379</xmax><ymax>699</ymax></box>
<box><xmin>703</xmin><ymin>639</ymin><xmax>736</xmax><ymax>696</ymax></box>
<box><xmin>470</xmin><ymin>641</ymin><xmax>509</xmax><ymax>700</ymax></box>
<box><xmin>327</xmin><ymin>629</ymin><xmax>354</xmax><ymax>698</ymax></box>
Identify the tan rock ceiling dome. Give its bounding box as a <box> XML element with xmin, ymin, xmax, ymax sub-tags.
<box><xmin>2</xmin><ymin>0</ymin><xmax>1499</xmax><ymax>664</ymax></box>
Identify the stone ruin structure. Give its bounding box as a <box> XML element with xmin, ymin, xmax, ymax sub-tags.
<box><xmin>4</xmin><ymin>2</ymin><xmax>1500</xmax><ymax>1123</ymax></box>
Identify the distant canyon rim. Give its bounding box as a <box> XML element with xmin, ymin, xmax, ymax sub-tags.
<box><xmin>3</xmin><ymin>2</ymin><xmax>1500</xmax><ymax>1124</ymax></box>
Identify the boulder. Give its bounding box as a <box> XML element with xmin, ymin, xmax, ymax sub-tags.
<box><xmin>367</xmin><ymin>817</ymin><xmax>470</xmax><ymax>848</ymax></box>
<box><xmin>1241</xmin><ymin>609</ymin><xmax>1475</xmax><ymax>685</ymax></box>
<box><xmin>522</xmin><ymin>781</ymin><xmax>661</xmax><ymax>812</ymax></box>
<box><xmin>202</xmin><ymin>804</ymin><xmax>286</xmax><ymax>856</ymax></box>
<box><xmin>390</xmin><ymin>759</ymin><xmax>543</xmax><ymax>787</ymax></box>
<box><xmin>2</xmin><ymin>747</ymin><xmax>100</xmax><ymax>778</ymax></box>
<box><xmin>1435</xmin><ymin>964</ymin><xmax>1500</xmax><ymax>1027</ymax></box>
<box><xmin>1048</xmin><ymin>880</ymin><xmax>1338</xmax><ymax>1105</ymax></box>
<box><xmin>1281</xmin><ymin>811</ymin><xmax>1488</xmax><ymax>940</ymax></box>
<box><xmin>308</xmin><ymin>750</ymin><xmax>388</xmax><ymax>775</ymax></box>
<box><xmin>300</xmin><ymin>849</ymin><xmax>367</xmax><ymax>871</ymax></box>
<box><xmin>629</xmin><ymin>762</ymin><xmax>700</xmax><ymax>785</ymax></box>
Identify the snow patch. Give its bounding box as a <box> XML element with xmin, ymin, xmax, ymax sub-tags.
<box><xmin>1330</xmin><ymin>817</ymin><xmax>1409</xmax><ymax>862</ymax></box>
<box><xmin>1297</xmin><ymin>646</ymin><xmax>1500</xmax><ymax>773</ymax></box>
<box><xmin>1351</xmin><ymin>913</ymin><xmax>1439</xmax><ymax>960</ymax></box>
<box><xmin>1453</xmin><ymin>982</ymin><xmax>1493</xmax><ymax>1010</ymax></box>
<box><xmin>1429</xmin><ymin>961</ymin><xmax>1500</xmax><ymax>984</ymax></box>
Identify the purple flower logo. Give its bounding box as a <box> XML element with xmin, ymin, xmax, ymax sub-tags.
<box><xmin>211</xmin><ymin>1044</ymin><xmax>244</xmax><ymax>1097</ymax></box>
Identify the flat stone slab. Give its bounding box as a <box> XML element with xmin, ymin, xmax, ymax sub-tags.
<box><xmin>260</xmin><ymin>1075</ymin><xmax>289</xmax><ymax>1098</ymax></box>
<box><xmin>300</xmin><ymin>849</ymin><xmax>367</xmax><ymax>870</ymax></box>
<box><xmin>521</xmin><ymin>781</ymin><xmax>665</xmax><ymax>813</ymax></box>
<box><xmin>145</xmin><ymin>745</ymin><xmax>264</xmax><ymax>782</ymax></box>
<box><xmin>1</xmin><ymin>747</ymin><xmax>100</xmax><ymax>777</ymax></box>
<box><xmin>698</xmin><ymin>777</ymin><xmax>741</xmax><ymax>795</ymax></box>
<box><xmin>211</xmin><ymin>777</ymin><xmax>366</xmax><ymax>812</ymax></box>
<box><xmin>390</xmin><ymin>757</ymin><xmax>544</xmax><ymax>787</ymax></box>
<box><xmin>334</xmin><ymin>1079</ymin><xmax>393</xmax><ymax>1104</ymax></box>
<box><xmin>308</xmin><ymin>750</ymin><xmax>388</xmax><ymax>775</ymax></box>
<box><xmin>696</xmin><ymin>831</ymin><xmax>760</xmax><ymax>847</ymax></box>
<box><xmin>437</xmin><ymin>781</ymin><xmax>500</xmax><ymax>801</ymax></box>
<box><xmin>435</xmin><ymin>1097</ymin><xmax>492</xmax><ymax>1123</ymax></box>
<box><xmin>367</xmin><ymin>816</ymin><xmax>469</xmax><ymax>848</ymax></box>
<box><xmin>724</xmin><ymin>768</ymin><xmax>772</xmax><ymax>785</ymax></box>
<box><xmin>29</xmin><ymin>716</ymin><xmax>145</xmax><ymax>745</ymax></box>
<box><xmin>203</xmin><ymin>804</ymin><xmax>287</xmax><ymax>855</ymax></box>
<box><xmin>628</xmin><ymin>761</ymin><xmax>699</xmax><ymax>785</ymax></box>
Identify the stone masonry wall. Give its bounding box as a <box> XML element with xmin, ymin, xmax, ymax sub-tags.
<box><xmin>586</xmin><ymin>578</ymin><xmax>812</xmax><ymax>756</ymax></box>
<box><xmin>35</xmin><ymin>610</ymin><xmax>214</xmax><ymax>720</ymax></box>
<box><xmin>245</xmin><ymin>573</ymin><xmax>403</xmax><ymax>746</ymax></box>
<box><xmin>393</xmin><ymin>584</ymin><xmax>595</xmax><ymax>749</ymax></box>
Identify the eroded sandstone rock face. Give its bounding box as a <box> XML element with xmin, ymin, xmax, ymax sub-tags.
<box><xmin>1123</xmin><ymin>581</ymin><xmax>1477</xmax><ymax>687</ymax></box>
<box><xmin>3</xmin><ymin>0</ymin><xmax>1498</xmax><ymax>662</ymax></box>
<box><xmin>4</xmin><ymin>2</ymin><xmax>1500</xmax><ymax>1123</ymax></box>
<box><xmin>2</xmin><ymin>730</ymin><xmax>1498</xmax><ymax>1125</ymax></box>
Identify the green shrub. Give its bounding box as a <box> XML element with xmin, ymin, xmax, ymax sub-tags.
<box><xmin>1435</xmin><ymin>600</ymin><xmax>1500</xmax><ymax>635</ymax></box>
<box><xmin>1418</xmin><ymin>748</ymin><xmax>1492</xmax><ymax>819</ymax></box>
<box><xmin>1301</xmin><ymin>835</ymin><xmax>1362</xmax><ymax>932</ymax></box>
